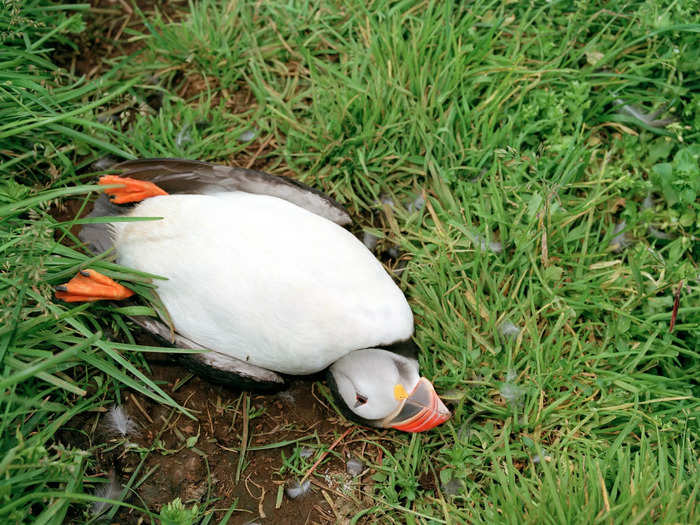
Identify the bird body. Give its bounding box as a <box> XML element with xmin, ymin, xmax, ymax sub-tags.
<box><xmin>63</xmin><ymin>159</ymin><xmax>449</xmax><ymax>431</ymax></box>
<box><xmin>114</xmin><ymin>191</ymin><xmax>413</xmax><ymax>374</ymax></box>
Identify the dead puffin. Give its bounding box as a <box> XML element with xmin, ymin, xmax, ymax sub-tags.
<box><xmin>56</xmin><ymin>159</ymin><xmax>450</xmax><ymax>432</ymax></box>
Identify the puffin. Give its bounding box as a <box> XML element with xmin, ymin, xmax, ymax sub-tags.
<box><xmin>56</xmin><ymin>159</ymin><xmax>450</xmax><ymax>432</ymax></box>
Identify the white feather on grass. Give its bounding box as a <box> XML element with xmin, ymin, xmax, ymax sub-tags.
<box><xmin>91</xmin><ymin>471</ymin><xmax>121</xmax><ymax>518</ymax></box>
<box><xmin>105</xmin><ymin>405</ymin><xmax>139</xmax><ymax>437</ymax></box>
<box><xmin>238</xmin><ymin>128</ymin><xmax>257</xmax><ymax>142</ymax></box>
<box><xmin>346</xmin><ymin>456</ymin><xmax>364</xmax><ymax>477</ymax></box>
<box><xmin>362</xmin><ymin>231</ymin><xmax>378</xmax><ymax>252</ymax></box>
<box><xmin>498</xmin><ymin>320</ymin><xmax>521</xmax><ymax>339</ymax></box>
<box><xmin>609</xmin><ymin>221</ymin><xmax>632</xmax><ymax>253</ymax></box>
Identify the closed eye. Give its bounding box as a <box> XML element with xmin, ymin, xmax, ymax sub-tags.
<box><xmin>354</xmin><ymin>394</ymin><xmax>368</xmax><ymax>408</ymax></box>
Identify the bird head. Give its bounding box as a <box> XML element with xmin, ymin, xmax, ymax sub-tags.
<box><xmin>328</xmin><ymin>349</ymin><xmax>450</xmax><ymax>432</ymax></box>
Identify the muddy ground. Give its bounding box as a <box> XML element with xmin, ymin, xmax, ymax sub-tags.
<box><xmin>62</xmin><ymin>360</ymin><xmax>402</xmax><ymax>524</ymax></box>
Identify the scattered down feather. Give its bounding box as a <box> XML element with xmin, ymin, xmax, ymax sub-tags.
<box><xmin>285</xmin><ymin>480</ymin><xmax>311</xmax><ymax>499</ymax></box>
<box><xmin>91</xmin><ymin>471</ymin><xmax>121</xmax><ymax>518</ymax></box>
<box><xmin>105</xmin><ymin>405</ymin><xmax>139</xmax><ymax>437</ymax></box>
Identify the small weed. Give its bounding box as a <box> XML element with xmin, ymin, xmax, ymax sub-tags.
<box><xmin>159</xmin><ymin>498</ymin><xmax>199</xmax><ymax>525</ymax></box>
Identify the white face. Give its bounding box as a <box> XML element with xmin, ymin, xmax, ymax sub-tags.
<box><xmin>329</xmin><ymin>348</ymin><xmax>421</xmax><ymax>421</ymax></box>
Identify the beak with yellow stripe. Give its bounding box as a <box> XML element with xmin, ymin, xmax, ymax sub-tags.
<box><xmin>327</xmin><ymin>345</ymin><xmax>451</xmax><ymax>432</ymax></box>
<box><xmin>383</xmin><ymin>378</ymin><xmax>451</xmax><ymax>432</ymax></box>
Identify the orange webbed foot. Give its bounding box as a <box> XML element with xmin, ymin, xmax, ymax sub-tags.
<box><xmin>55</xmin><ymin>269</ymin><xmax>134</xmax><ymax>302</ymax></box>
<box><xmin>99</xmin><ymin>175</ymin><xmax>168</xmax><ymax>204</ymax></box>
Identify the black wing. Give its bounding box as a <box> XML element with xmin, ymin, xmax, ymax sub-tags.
<box><xmin>114</xmin><ymin>158</ymin><xmax>351</xmax><ymax>226</ymax></box>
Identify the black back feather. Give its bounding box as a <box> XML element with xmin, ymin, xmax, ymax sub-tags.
<box><xmin>114</xmin><ymin>158</ymin><xmax>351</xmax><ymax>225</ymax></box>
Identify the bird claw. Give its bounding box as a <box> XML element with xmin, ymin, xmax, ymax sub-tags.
<box><xmin>55</xmin><ymin>269</ymin><xmax>134</xmax><ymax>302</ymax></box>
<box><xmin>99</xmin><ymin>175</ymin><xmax>168</xmax><ymax>203</ymax></box>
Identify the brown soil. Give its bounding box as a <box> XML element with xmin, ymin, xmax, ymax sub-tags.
<box><xmin>73</xmin><ymin>361</ymin><xmax>392</xmax><ymax>524</ymax></box>
<box><xmin>49</xmin><ymin>197</ymin><xmax>94</xmax><ymax>241</ymax></box>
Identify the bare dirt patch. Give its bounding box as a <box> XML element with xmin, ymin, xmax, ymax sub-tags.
<box><xmin>70</xmin><ymin>360</ymin><xmax>393</xmax><ymax>524</ymax></box>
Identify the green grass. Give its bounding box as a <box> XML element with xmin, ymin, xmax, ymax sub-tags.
<box><xmin>1</xmin><ymin>0</ymin><xmax>699</xmax><ymax>523</ymax></box>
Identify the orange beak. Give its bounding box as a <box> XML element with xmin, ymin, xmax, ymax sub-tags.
<box><xmin>387</xmin><ymin>378</ymin><xmax>450</xmax><ymax>432</ymax></box>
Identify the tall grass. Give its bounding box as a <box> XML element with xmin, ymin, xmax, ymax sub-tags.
<box><xmin>0</xmin><ymin>2</ymin><xmax>188</xmax><ymax>522</ymax></box>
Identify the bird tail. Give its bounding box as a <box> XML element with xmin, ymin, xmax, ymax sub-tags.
<box><xmin>79</xmin><ymin>194</ymin><xmax>123</xmax><ymax>254</ymax></box>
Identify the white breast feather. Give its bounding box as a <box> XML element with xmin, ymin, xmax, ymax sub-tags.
<box><xmin>113</xmin><ymin>193</ymin><xmax>413</xmax><ymax>374</ymax></box>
